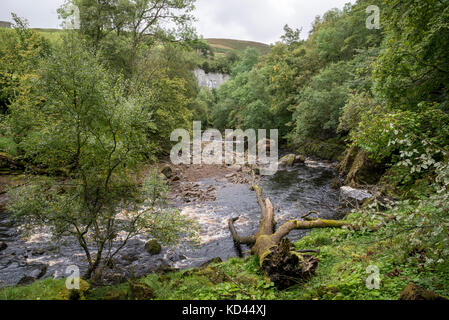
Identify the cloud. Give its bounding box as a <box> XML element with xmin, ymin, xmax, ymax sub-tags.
<box><xmin>194</xmin><ymin>0</ymin><xmax>354</xmax><ymax>44</ymax></box>
<box><xmin>0</xmin><ymin>0</ymin><xmax>354</xmax><ymax>43</ymax></box>
<box><xmin>0</xmin><ymin>0</ymin><xmax>65</xmax><ymax>29</ymax></box>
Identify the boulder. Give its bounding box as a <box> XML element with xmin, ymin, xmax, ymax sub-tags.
<box><xmin>279</xmin><ymin>154</ymin><xmax>296</xmax><ymax>168</ymax></box>
<box><xmin>161</xmin><ymin>165</ymin><xmax>173</xmax><ymax>179</ymax></box>
<box><xmin>295</xmin><ymin>155</ymin><xmax>306</xmax><ymax>163</ymax></box>
<box><xmin>340</xmin><ymin>186</ymin><xmax>372</xmax><ymax>206</ymax></box>
<box><xmin>30</xmin><ymin>264</ymin><xmax>47</xmax><ymax>279</ymax></box>
<box><xmin>145</xmin><ymin>240</ymin><xmax>162</xmax><ymax>256</ymax></box>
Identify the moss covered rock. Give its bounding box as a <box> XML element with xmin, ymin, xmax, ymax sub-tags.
<box><xmin>145</xmin><ymin>240</ymin><xmax>162</xmax><ymax>255</ymax></box>
<box><xmin>129</xmin><ymin>281</ymin><xmax>155</xmax><ymax>300</ymax></box>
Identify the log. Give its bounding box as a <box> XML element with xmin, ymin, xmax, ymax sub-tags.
<box><xmin>229</xmin><ymin>184</ymin><xmax>354</xmax><ymax>289</ymax></box>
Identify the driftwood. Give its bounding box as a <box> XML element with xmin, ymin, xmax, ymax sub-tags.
<box><xmin>229</xmin><ymin>185</ymin><xmax>352</xmax><ymax>289</ymax></box>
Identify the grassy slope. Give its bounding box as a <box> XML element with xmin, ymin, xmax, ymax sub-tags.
<box><xmin>2</xmin><ymin>212</ymin><xmax>448</xmax><ymax>300</ymax></box>
<box><xmin>205</xmin><ymin>38</ymin><xmax>270</xmax><ymax>56</ymax></box>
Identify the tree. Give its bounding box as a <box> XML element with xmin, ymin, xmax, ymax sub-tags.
<box><xmin>7</xmin><ymin>34</ymin><xmax>198</xmax><ymax>279</ymax></box>
<box><xmin>280</xmin><ymin>24</ymin><xmax>302</xmax><ymax>48</ymax></box>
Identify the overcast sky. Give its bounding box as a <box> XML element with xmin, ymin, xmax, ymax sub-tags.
<box><xmin>0</xmin><ymin>0</ymin><xmax>354</xmax><ymax>44</ymax></box>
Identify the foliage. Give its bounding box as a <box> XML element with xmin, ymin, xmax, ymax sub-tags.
<box><xmin>6</xmin><ymin>34</ymin><xmax>198</xmax><ymax>278</ymax></box>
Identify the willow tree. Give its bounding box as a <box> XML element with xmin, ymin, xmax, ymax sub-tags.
<box><xmin>229</xmin><ymin>185</ymin><xmax>352</xmax><ymax>289</ymax></box>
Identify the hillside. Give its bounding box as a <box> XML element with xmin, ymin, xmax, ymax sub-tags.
<box><xmin>205</xmin><ymin>38</ymin><xmax>270</xmax><ymax>55</ymax></box>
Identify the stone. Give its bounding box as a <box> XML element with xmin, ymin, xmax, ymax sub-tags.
<box><xmin>32</xmin><ymin>247</ymin><xmax>45</xmax><ymax>256</ymax></box>
<box><xmin>252</xmin><ymin>168</ymin><xmax>261</xmax><ymax>176</ymax></box>
<box><xmin>0</xmin><ymin>241</ymin><xmax>7</xmax><ymax>252</ymax></box>
<box><xmin>295</xmin><ymin>155</ymin><xmax>306</xmax><ymax>163</ymax></box>
<box><xmin>278</xmin><ymin>154</ymin><xmax>296</xmax><ymax>168</ymax></box>
<box><xmin>30</xmin><ymin>264</ymin><xmax>47</xmax><ymax>279</ymax></box>
<box><xmin>340</xmin><ymin>186</ymin><xmax>372</xmax><ymax>203</ymax></box>
<box><xmin>145</xmin><ymin>240</ymin><xmax>162</xmax><ymax>256</ymax></box>
<box><xmin>161</xmin><ymin>165</ymin><xmax>173</xmax><ymax>179</ymax></box>
<box><xmin>129</xmin><ymin>281</ymin><xmax>155</xmax><ymax>300</ymax></box>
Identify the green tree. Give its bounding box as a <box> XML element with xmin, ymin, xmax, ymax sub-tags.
<box><xmin>7</xmin><ymin>34</ymin><xmax>198</xmax><ymax>278</ymax></box>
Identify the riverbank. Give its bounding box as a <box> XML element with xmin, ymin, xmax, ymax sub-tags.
<box><xmin>0</xmin><ymin>155</ymin><xmax>342</xmax><ymax>289</ymax></box>
<box><xmin>2</xmin><ymin>211</ymin><xmax>448</xmax><ymax>300</ymax></box>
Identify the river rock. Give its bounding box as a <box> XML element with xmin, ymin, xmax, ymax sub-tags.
<box><xmin>30</xmin><ymin>264</ymin><xmax>47</xmax><ymax>279</ymax></box>
<box><xmin>279</xmin><ymin>154</ymin><xmax>304</xmax><ymax>168</ymax></box>
<box><xmin>0</xmin><ymin>241</ymin><xmax>7</xmax><ymax>252</ymax></box>
<box><xmin>145</xmin><ymin>240</ymin><xmax>162</xmax><ymax>256</ymax></box>
<box><xmin>340</xmin><ymin>186</ymin><xmax>372</xmax><ymax>207</ymax></box>
<box><xmin>161</xmin><ymin>165</ymin><xmax>173</xmax><ymax>179</ymax></box>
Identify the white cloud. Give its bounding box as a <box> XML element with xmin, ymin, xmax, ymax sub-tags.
<box><xmin>0</xmin><ymin>0</ymin><xmax>355</xmax><ymax>43</ymax></box>
<box><xmin>194</xmin><ymin>0</ymin><xmax>355</xmax><ymax>44</ymax></box>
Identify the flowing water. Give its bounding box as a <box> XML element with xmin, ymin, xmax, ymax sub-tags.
<box><xmin>0</xmin><ymin>160</ymin><xmax>340</xmax><ymax>288</ymax></box>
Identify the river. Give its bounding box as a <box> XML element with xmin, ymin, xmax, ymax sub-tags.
<box><xmin>0</xmin><ymin>160</ymin><xmax>340</xmax><ymax>288</ymax></box>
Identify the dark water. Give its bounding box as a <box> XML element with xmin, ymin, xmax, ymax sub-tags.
<box><xmin>0</xmin><ymin>161</ymin><xmax>339</xmax><ymax>286</ymax></box>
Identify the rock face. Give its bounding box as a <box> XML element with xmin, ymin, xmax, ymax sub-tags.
<box><xmin>145</xmin><ymin>240</ymin><xmax>162</xmax><ymax>256</ymax></box>
<box><xmin>194</xmin><ymin>69</ymin><xmax>230</xmax><ymax>89</ymax></box>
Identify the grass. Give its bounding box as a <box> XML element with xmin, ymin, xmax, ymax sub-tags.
<box><xmin>2</xmin><ymin>210</ymin><xmax>448</xmax><ymax>300</ymax></box>
<box><xmin>206</xmin><ymin>38</ymin><xmax>270</xmax><ymax>56</ymax></box>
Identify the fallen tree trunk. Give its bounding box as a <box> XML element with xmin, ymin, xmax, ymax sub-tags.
<box><xmin>229</xmin><ymin>184</ymin><xmax>354</xmax><ymax>289</ymax></box>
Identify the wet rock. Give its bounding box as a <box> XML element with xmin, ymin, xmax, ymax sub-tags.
<box><xmin>31</xmin><ymin>247</ymin><xmax>45</xmax><ymax>256</ymax></box>
<box><xmin>0</xmin><ymin>241</ymin><xmax>7</xmax><ymax>252</ymax></box>
<box><xmin>279</xmin><ymin>154</ymin><xmax>296</xmax><ymax>167</ymax></box>
<box><xmin>129</xmin><ymin>281</ymin><xmax>155</xmax><ymax>300</ymax></box>
<box><xmin>295</xmin><ymin>155</ymin><xmax>306</xmax><ymax>163</ymax></box>
<box><xmin>161</xmin><ymin>165</ymin><xmax>173</xmax><ymax>179</ymax></box>
<box><xmin>30</xmin><ymin>264</ymin><xmax>47</xmax><ymax>279</ymax></box>
<box><xmin>17</xmin><ymin>276</ymin><xmax>35</xmax><ymax>286</ymax></box>
<box><xmin>279</xmin><ymin>154</ymin><xmax>304</xmax><ymax>168</ymax></box>
<box><xmin>145</xmin><ymin>240</ymin><xmax>162</xmax><ymax>256</ymax></box>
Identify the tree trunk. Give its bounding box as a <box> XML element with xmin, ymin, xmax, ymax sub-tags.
<box><xmin>229</xmin><ymin>184</ymin><xmax>352</xmax><ymax>289</ymax></box>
